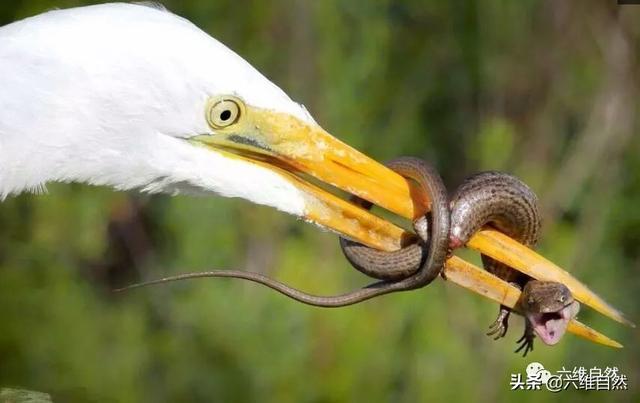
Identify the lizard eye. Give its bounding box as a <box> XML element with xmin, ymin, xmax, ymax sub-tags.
<box><xmin>558</xmin><ymin>295</ymin><xmax>565</xmax><ymax>303</ymax></box>
<box><xmin>528</xmin><ymin>296</ymin><xmax>535</xmax><ymax>305</ymax></box>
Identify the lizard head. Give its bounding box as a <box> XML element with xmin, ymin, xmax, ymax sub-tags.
<box><xmin>519</xmin><ymin>281</ymin><xmax>581</xmax><ymax>345</ymax></box>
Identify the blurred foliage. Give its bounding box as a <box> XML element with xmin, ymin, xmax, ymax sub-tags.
<box><xmin>0</xmin><ymin>388</ymin><xmax>52</xmax><ymax>403</ymax></box>
<box><xmin>1</xmin><ymin>1</ymin><xmax>639</xmax><ymax>402</ymax></box>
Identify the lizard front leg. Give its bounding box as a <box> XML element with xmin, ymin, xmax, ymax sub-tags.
<box><xmin>515</xmin><ymin>319</ymin><xmax>535</xmax><ymax>357</ymax></box>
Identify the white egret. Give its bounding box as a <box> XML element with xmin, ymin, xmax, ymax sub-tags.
<box><xmin>0</xmin><ymin>3</ymin><xmax>630</xmax><ymax>342</ymax></box>
<box><xmin>0</xmin><ymin>2</ymin><xmax>402</xmax><ymax>247</ymax></box>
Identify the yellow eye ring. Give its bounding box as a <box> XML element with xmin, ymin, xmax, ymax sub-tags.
<box><xmin>206</xmin><ymin>96</ymin><xmax>243</xmax><ymax>129</ymax></box>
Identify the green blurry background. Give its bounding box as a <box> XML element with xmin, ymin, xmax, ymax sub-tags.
<box><xmin>1</xmin><ymin>1</ymin><xmax>638</xmax><ymax>402</ymax></box>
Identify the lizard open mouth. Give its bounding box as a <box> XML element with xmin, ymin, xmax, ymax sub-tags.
<box><xmin>527</xmin><ymin>301</ymin><xmax>581</xmax><ymax>345</ymax></box>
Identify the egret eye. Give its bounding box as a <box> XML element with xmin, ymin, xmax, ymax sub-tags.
<box><xmin>207</xmin><ymin>97</ymin><xmax>241</xmax><ymax>129</ymax></box>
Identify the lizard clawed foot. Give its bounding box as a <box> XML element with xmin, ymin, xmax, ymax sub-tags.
<box><xmin>515</xmin><ymin>324</ymin><xmax>535</xmax><ymax>357</ymax></box>
<box><xmin>486</xmin><ymin>307</ymin><xmax>510</xmax><ymax>340</ymax></box>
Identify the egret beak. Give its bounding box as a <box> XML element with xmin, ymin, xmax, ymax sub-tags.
<box><xmin>194</xmin><ymin>104</ymin><xmax>423</xmax><ymax>251</ymax></box>
<box><xmin>194</xmin><ymin>103</ymin><xmax>634</xmax><ymax>337</ymax></box>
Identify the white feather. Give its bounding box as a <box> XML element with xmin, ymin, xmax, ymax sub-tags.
<box><xmin>0</xmin><ymin>3</ymin><xmax>313</xmax><ymax>216</ymax></box>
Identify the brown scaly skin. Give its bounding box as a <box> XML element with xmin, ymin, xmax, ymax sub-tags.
<box><xmin>515</xmin><ymin>281</ymin><xmax>581</xmax><ymax>355</ymax></box>
<box><xmin>449</xmin><ymin>172</ymin><xmax>580</xmax><ymax>356</ymax></box>
<box><xmin>340</xmin><ymin>169</ymin><xmax>581</xmax><ymax>355</ymax></box>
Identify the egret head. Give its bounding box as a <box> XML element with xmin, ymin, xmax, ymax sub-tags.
<box><xmin>0</xmin><ymin>3</ymin><xmax>412</xmax><ymax>248</ymax></box>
